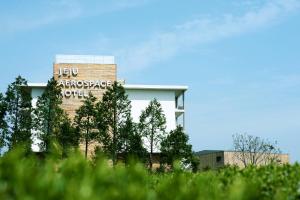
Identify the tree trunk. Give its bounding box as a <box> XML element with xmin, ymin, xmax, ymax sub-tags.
<box><xmin>149</xmin><ymin>125</ymin><xmax>154</xmax><ymax>170</ymax></box>
<box><xmin>13</xmin><ymin>96</ymin><xmax>19</xmax><ymax>147</ymax></box>
<box><xmin>85</xmin><ymin>129</ymin><xmax>88</xmax><ymax>159</ymax></box>
<box><xmin>47</xmin><ymin>103</ymin><xmax>51</xmax><ymax>152</ymax></box>
<box><xmin>112</xmin><ymin>105</ymin><xmax>117</xmax><ymax>166</ymax></box>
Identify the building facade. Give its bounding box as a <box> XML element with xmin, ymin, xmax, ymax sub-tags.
<box><xmin>28</xmin><ymin>55</ymin><xmax>187</xmax><ymax>152</ymax></box>
<box><xmin>196</xmin><ymin>150</ymin><xmax>289</xmax><ymax>170</ymax></box>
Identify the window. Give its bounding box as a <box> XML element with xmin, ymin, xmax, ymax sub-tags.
<box><xmin>216</xmin><ymin>156</ymin><xmax>222</xmax><ymax>163</ymax></box>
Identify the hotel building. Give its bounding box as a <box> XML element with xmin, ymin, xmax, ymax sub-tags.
<box><xmin>28</xmin><ymin>55</ymin><xmax>188</xmax><ymax>152</ymax></box>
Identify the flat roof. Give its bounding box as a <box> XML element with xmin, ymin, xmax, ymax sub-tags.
<box><xmin>27</xmin><ymin>83</ymin><xmax>188</xmax><ymax>91</ymax></box>
<box><xmin>195</xmin><ymin>150</ymin><xmax>289</xmax><ymax>156</ymax></box>
<box><xmin>27</xmin><ymin>83</ymin><xmax>47</xmax><ymax>87</ymax></box>
<box><xmin>55</xmin><ymin>55</ymin><xmax>115</xmax><ymax>64</ymax></box>
<box><xmin>195</xmin><ymin>150</ymin><xmax>224</xmax><ymax>156</ymax></box>
<box><xmin>124</xmin><ymin>84</ymin><xmax>188</xmax><ymax>91</ymax></box>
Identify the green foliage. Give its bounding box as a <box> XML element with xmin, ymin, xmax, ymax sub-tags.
<box><xmin>119</xmin><ymin>119</ymin><xmax>148</xmax><ymax>165</ymax></box>
<box><xmin>96</xmin><ymin>82</ymin><xmax>135</xmax><ymax>165</ymax></box>
<box><xmin>0</xmin><ymin>148</ymin><xmax>300</xmax><ymax>200</ymax></box>
<box><xmin>139</xmin><ymin>98</ymin><xmax>166</xmax><ymax>169</ymax></box>
<box><xmin>0</xmin><ymin>93</ymin><xmax>7</xmax><ymax>149</ymax></box>
<box><xmin>74</xmin><ymin>93</ymin><xmax>97</xmax><ymax>159</ymax></box>
<box><xmin>5</xmin><ymin>76</ymin><xmax>32</xmax><ymax>151</ymax></box>
<box><xmin>33</xmin><ymin>77</ymin><xmax>64</xmax><ymax>153</ymax></box>
<box><xmin>160</xmin><ymin>126</ymin><xmax>193</xmax><ymax>169</ymax></box>
<box><xmin>57</xmin><ymin>115</ymin><xmax>80</xmax><ymax>158</ymax></box>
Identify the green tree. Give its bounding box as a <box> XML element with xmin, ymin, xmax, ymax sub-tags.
<box><xmin>160</xmin><ymin>126</ymin><xmax>193</xmax><ymax>169</ymax></box>
<box><xmin>0</xmin><ymin>93</ymin><xmax>8</xmax><ymax>150</ymax></box>
<box><xmin>139</xmin><ymin>98</ymin><xmax>166</xmax><ymax>169</ymax></box>
<box><xmin>5</xmin><ymin>76</ymin><xmax>32</xmax><ymax>151</ymax></box>
<box><xmin>96</xmin><ymin>82</ymin><xmax>132</xmax><ymax>166</ymax></box>
<box><xmin>57</xmin><ymin>115</ymin><xmax>80</xmax><ymax>158</ymax></box>
<box><xmin>119</xmin><ymin>118</ymin><xmax>147</xmax><ymax>165</ymax></box>
<box><xmin>33</xmin><ymin>77</ymin><xmax>63</xmax><ymax>153</ymax></box>
<box><xmin>74</xmin><ymin>93</ymin><xmax>97</xmax><ymax>159</ymax></box>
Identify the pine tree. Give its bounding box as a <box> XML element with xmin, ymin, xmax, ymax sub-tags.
<box><xmin>139</xmin><ymin>98</ymin><xmax>166</xmax><ymax>170</ymax></box>
<box><xmin>119</xmin><ymin>118</ymin><xmax>147</xmax><ymax>165</ymax></box>
<box><xmin>5</xmin><ymin>76</ymin><xmax>32</xmax><ymax>151</ymax></box>
<box><xmin>160</xmin><ymin>126</ymin><xmax>193</xmax><ymax>169</ymax></box>
<box><xmin>57</xmin><ymin>114</ymin><xmax>80</xmax><ymax>158</ymax></box>
<box><xmin>96</xmin><ymin>82</ymin><xmax>132</xmax><ymax>166</ymax></box>
<box><xmin>0</xmin><ymin>93</ymin><xmax>8</xmax><ymax>150</ymax></box>
<box><xmin>33</xmin><ymin>77</ymin><xmax>63</xmax><ymax>153</ymax></box>
<box><xmin>74</xmin><ymin>93</ymin><xmax>97</xmax><ymax>159</ymax></box>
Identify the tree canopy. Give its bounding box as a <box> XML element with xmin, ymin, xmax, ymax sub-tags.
<box><xmin>33</xmin><ymin>77</ymin><xmax>64</xmax><ymax>153</ymax></box>
<box><xmin>160</xmin><ymin>125</ymin><xmax>193</xmax><ymax>168</ymax></box>
<box><xmin>96</xmin><ymin>82</ymin><xmax>134</xmax><ymax>165</ymax></box>
<box><xmin>139</xmin><ymin>98</ymin><xmax>166</xmax><ymax>169</ymax></box>
<box><xmin>74</xmin><ymin>93</ymin><xmax>97</xmax><ymax>159</ymax></box>
<box><xmin>0</xmin><ymin>93</ymin><xmax>7</xmax><ymax>150</ymax></box>
<box><xmin>5</xmin><ymin>76</ymin><xmax>32</xmax><ymax>151</ymax></box>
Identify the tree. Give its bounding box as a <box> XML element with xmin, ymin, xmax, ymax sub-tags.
<box><xmin>139</xmin><ymin>98</ymin><xmax>166</xmax><ymax>169</ymax></box>
<box><xmin>0</xmin><ymin>93</ymin><xmax>8</xmax><ymax>150</ymax></box>
<box><xmin>5</xmin><ymin>76</ymin><xmax>32</xmax><ymax>151</ymax></box>
<box><xmin>232</xmin><ymin>133</ymin><xmax>282</xmax><ymax>167</ymax></box>
<box><xmin>74</xmin><ymin>93</ymin><xmax>97</xmax><ymax>159</ymax></box>
<box><xmin>96</xmin><ymin>82</ymin><xmax>132</xmax><ymax>166</ymax></box>
<box><xmin>33</xmin><ymin>77</ymin><xmax>64</xmax><ymax>153</ymax></box>
<box><xmin>119</xmin><ymin>118</ymin><xmax>147</xmax><ymax>165</ymax></box>
<box><xmin>57</xmin><ymin>114</ymin><xmax>80</xmax><ymax>158</ymax></box>
<box><xmin>160</xmin><ymin>126</ymin><xmax>193</xmax><ymax>169</ymax></box>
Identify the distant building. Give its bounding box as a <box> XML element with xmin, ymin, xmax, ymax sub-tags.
<box><xmin>196</xmin><ymin>150</ymin><xmax>289</xmax><ymax>170</ymax></box>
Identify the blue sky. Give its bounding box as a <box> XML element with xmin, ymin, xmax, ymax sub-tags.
<box><xmin>1</xmin><ymin>0</ymin><xmax>300</xmax><ymax>161</ymax></box>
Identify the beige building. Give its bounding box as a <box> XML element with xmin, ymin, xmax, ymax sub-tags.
<box><xmin>53</xmin><ymin>55</ymin><xmax>117</xmax><ymax>118</ymax></box>
<box><xmin>196</xmin><ymin>150</ymin><xmax>289</xmax><ymax>170</ymax></box>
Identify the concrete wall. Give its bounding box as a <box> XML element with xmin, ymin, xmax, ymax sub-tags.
<box><xmin>31</xmin><ymin>87</ymin><xmax>177</xmax><ymax>132</ymax></box>
<box><xmin>125</xmin><ymin>89</ymin><xmax>177</xmax><ymax>152</ymax></box>
<box><xmin>198</xmin><ymin>151</ymin><xmax>290</xmax><ymax>170</ymax></box>
<box><xmin>224</xmin><ymin>151</ymin><xmax>290</xmax><ymax>167</ymax></box>
<box><xmin>30</xmin><ymin>87</ymin><xmax>178</xmax><ymax>153</ymax></box>
<box><xmin>30</xmin><ymin>87</ymin><xmax>45</xmax><ymax>152</ymax></box>
<box><xmin>198</xmin><ymin>151</ymin><xmax>224</xmax><ymax>170</ymax></box>
<box><xmin>31</xmin><ymin>88</ymin><xmax>45</xmax><ymax>108</ymax></box>
<box><xmin>126</xmin><ymin>89</ymin><xmax>176</xmax><ymax>132</ymax></box>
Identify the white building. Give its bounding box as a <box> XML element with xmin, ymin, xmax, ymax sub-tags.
<box><xmin>29</xmin><ymin>83</ymin><xmax>187</xmax><ymax>131</ymax></box>
<box><xmin>27</xmin><ymin>55</ymin><xmax>187</xmax><ymax>151</ymax></box>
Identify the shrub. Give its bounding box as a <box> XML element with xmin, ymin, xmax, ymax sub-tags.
<box><xmin>0</xmin><ymin>148</ymin><xmax>299</xmax><ymax>200</ymax></box>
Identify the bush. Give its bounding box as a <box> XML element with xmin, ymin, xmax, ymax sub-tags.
<box><xmin>0</xmin><ymin>148</ymin><xmax>299</xmax><ymax>200</ymax></box>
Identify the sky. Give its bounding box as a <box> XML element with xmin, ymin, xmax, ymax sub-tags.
<box><xmin>0</xmin><ymin>0</ymin><xmax>300</xmax><ymax>161</ymax></box>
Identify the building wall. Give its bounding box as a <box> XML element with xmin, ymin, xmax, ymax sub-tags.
<box><xmin>224</xmin><ymin>151</ymin><xmax>290</xmax><ymax>167</ymax></box>
<box><xmin>124</xmin><ymin>89</ymin><xmax>177</xmax><ymax>152</ymax></box>
<box><xmin>198</xmin><ymin>151</ymin><xmax>290</xmax><ymax>170</ymax></box>
<box><xmin>53</xmin><ymin>63</ymin><xmax>116</xmax><ymax>118</ymax></box>
<box><xmin>31</xmin><ymin>88</ymin><xmax>45</xmax><ymax>108</ymax></box>
<box><xmin>31</xmin><ymin>87</ymin><xmax>46</xmax><ymax>152</ymax></box>
<box><xmin>30</xmin><ymin>87</ymin><xmax>179</xmax><ymax>153</ymax></box>
<box><xmin>31</xmin><ymin>87</ymin><xmax>178</xmax><ymax>132</ymax></box>
<box><xmin>198</xmin><ymin>151</ymin><xmax>224</xmax><ymax>170</ymax></box>
<box><xmin>126</xmin><ymin>89</ymin><xmax>177</xmax><ymax>132</ymax></box>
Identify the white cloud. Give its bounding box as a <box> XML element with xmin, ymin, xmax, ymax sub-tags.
<box><xmin>0</xmin><ymin>0</ymin><xmax>151</xmax><ymax>33</ymax></box>
<box><xmin>117</xmin><ymin>0</ymin><xmax>300</xmax><ymax>71</ymax></box>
